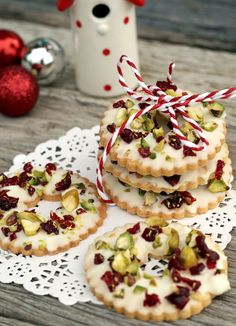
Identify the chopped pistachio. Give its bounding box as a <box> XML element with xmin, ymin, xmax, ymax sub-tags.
<box><xmin>133</xmin><ymin>285</ymin><xmax>146</xmax><ymax>294</ymax></box>
<box><xmin>144</xmin><ymin>192</ymin><xmax>157</xmax><ymax>206</ymax></box>
<box><xmin>115</xmin><ymin>108</ymin><xmax>128</xmax><ymax>127</ymax></box>
<box><xmin>154</xmin><ymin>139</ymin><xmax>165</xmax><ymax>153</ymax></box>
<box><xmin>116</xmin><ymin>232</ymin><xmax>134</xmax><ymax>250</ymax></box>
<box><xmin>208</xmin><ymin>179</ymin><xmax>229</xmax><ymax>193</ymax></box>
<box><xmin>201</xmin><ymin>121</ymin><xmax>218</xmax><ymax>132</ymax></box>
<box><xmin>125</xmin><ymin>99</ymin><xmax>134</xmax><ymax>109</ymax></box>
<box><xmin>113</xmin><ymin>288</ymin><xmax>125</xmax><ymax>299</ymax></box>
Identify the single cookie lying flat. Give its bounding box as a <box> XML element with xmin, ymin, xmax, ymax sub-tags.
<box><xmin>103</xmin><ymin>144</ymin><xmax>228</xmax><ymax>194</ymax></box>
<box><xmin>99</xmin><ymin>95</ymin><xmax>226</xmax><ymax>177</ymax></box>
<box><xmin>85</xmin><ymin>219</ymin><xmax>230</xmax><ymax>321</ymax></box>
<box><xmin>0</xmin><ymin>163</ymin><xmax>106</xmax><ymax>256</ymax></box>
<box><xmin>103</xmin><ymin>158</ymin><xmax>232</xmax><ymax>219</ymax></box>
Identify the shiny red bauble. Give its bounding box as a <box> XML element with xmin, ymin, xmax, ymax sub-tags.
<box><xmin>0</xmin><ymin>30</ymin><xmax>26</xmax><ymax>68</ymax></box>
<box><xmin>0</xmin><ymin>66</ymin><xmax>39</xmax><ymax>117</ymax></box>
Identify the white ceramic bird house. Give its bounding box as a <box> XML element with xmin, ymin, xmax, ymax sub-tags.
<box><xmin>57</xmin><ymin>0</ymin><xmax>145</xmax><ymax>97</ymax></box>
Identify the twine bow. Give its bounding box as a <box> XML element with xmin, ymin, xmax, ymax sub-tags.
<box><xmin>97</xmin><ymin>55</ymin><xmax>236</xmax><ymax>204</ymax></box>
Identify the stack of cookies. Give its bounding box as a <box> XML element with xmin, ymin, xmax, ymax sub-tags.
<box><xmin>99</xmin><ymin>89</ymin><xmax>232</xmax><ymax>219</ymax></box>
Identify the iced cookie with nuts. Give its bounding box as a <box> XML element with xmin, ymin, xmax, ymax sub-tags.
<box><xmin>102</xmin><ymin>157</ymin><xmax>232</xmax><ymax>219</ymax></box>
<box><xmin>99</xmin><ymin>95</ymin><xmax>226</xmax><ymax>177</ymax></box>
<box><xmin>84</xmin><ymin>219</ymin><xmax>230</xmax><ymax>321</ymax></box>
<box><xmin>0</xmin><ymin>163</ymin><xmax>106</xmax><ymax>255</ymax></box>
<box><xmin>102</xmin><ymin>143</ymin><xmax>229</xmax><ymax>194</ymax></box>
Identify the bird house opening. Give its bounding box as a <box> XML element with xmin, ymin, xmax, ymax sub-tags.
<box><xmin>92</xmin><ymin>4</ymin><xmax>110</xmax><ymax>18</ymax></box>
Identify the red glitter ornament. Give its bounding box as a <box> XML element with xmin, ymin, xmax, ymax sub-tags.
<box><xmin>0</xmin><ymin>66</ymin><xmax>39</xmax><ymax>117</ymax></box>
<box><xmin>0</xmin><ymin>30</ymin><xmax>26</xmax><ymax>68</ymax></box>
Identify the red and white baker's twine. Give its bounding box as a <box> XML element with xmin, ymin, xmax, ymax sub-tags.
<box><xmin>97</xmin><ymin>55</ymin><xmax>236</xmax><ymax>204</ymax></box>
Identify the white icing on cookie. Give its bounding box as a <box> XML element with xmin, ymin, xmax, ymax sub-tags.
<box><xmin>104</xmin><ymin>144</ymin><xmax>228</xmax><ymax>193</ymax></box>
<box><xmin>0</xmin><ymin>167</ymin><xmax>106</xmax><ymax>255</ymax></box>
<box><xmin>100</xmin><ymin>95</ymin><xmax>226</xmax><ymax>176</ymax></box>
<box><xmin>103</xmin><ymin>158</ymin><xmax>232</xmax><ymax>218</ymax></box>
<box><xmin>85</xmin><ymin>221</ymin><xmax>230</xmax><ymax>320</ymax></box>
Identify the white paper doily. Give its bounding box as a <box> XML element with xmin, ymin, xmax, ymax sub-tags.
<box><xmin>0</xmin><ymin>126</ymin><xmax>235</xmax><ymax>306</ymax></box>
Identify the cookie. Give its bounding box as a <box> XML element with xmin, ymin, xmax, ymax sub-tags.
<box><xmin>103</xmin><ymin>143</ymin><xmax>229</xmax><ymax>194</ymax></box>
<box><xmin>102</xmin><ymin>157</ymin><xmax>232</xmax><ymax>219</ymax></box>
<box><xmin>99</xmin><ymin>95</ymin><xmax>226</xmax><ymax>177</ymax></box>
<box><xmin>84</xmin><ymin>219</ymin><xmax>230</xmax><ymax>321</ymax></box>
<box><xmin>0</xmin><ymin>163</ymin><xmax>107</xmax><ymax>256</ymax></box>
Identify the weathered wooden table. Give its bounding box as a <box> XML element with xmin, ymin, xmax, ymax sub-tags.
<box><xmin>0</xmin><ymin>1</ymin><xmax>236</xmax><ymax>325</ymax></box>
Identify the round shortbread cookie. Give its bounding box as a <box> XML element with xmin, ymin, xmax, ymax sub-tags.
<box><xmin>102</xmin><ymin>158</ymin><xmax>232</xmax><ymax>219</ymax></box>
<box><xmin>84</xmin><ymin>220</ymin><xmax>230</xmax><ymax>322</ymax></box>
<box><xmin>0</xmin><ymin>164</ymin><xmax>106</xmax><ymax>256</ymax></box>
<box><xmin>99</xmin><ymin>94</ymin><xmax>226</xmax><ymax>177</ymax></box>
<box><xmin>103</xmin><ymin>144</ymin><xmax>229</xmax><ymax>194</ymax></box>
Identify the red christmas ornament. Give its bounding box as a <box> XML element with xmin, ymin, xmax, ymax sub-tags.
<box><xmin>0</xmin><ymin>30</ymin><xmax>26</xmax><ymax>68</ymax></box>
<box><xmin>0</xmin><ymin>66</ymin><xmax>39</xmax><ymax>117</ymax></box>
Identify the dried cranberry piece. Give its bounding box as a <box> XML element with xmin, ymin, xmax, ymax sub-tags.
<box><xmin>138</xmin><ymin>147</ymin><xmax>151</xmax><ymax>158</ymax></box>
<box><xmin>63</xmin><ymin>215</ymin><xmax>74</xmax><ymax>221</ymax></box>
<box><xmin>156</xmin><ymin>80</ymin><xmax>177</xmax><ymax>92</ymax></box>
<box><xmin>113</xmin><ymin>100</ymin><xmax>125</xmax><ymax>108</ymax></box>
<box><xmin>94</xmin><ymin>253</ymin><xmax>105</xmax><ymax>265</ymax></box>
<box><xmin>107</xmin><ymin>123</ymin><xmax>116</xmax><ymax>134</ymax></box>
<box><xmin>0</xmin><ymin>191</ymin><xmax>19</xmax><ymax>211</ymax></box>
<box><xmin>55</xmin><ymin>172</ymin><xmax>71</xmax><ymax>191</ymax></box>
<box><xmin>0</xmin><ymin>213</ymin><xmax>3</xmax><ymax>220</ymax></box>
<box><xmin>171</xmin><ymin>269</ymin><xmax>182</xmax><ymax>282</ymax></box>
<box><xmin>127</xmin><ymin>222</ymin><xmax>140</xmax><ymax>235</ymax></box>
<box><xmin>206</xmin><ymin>251</ymin><xmax>220</xmax><ymax>269</ymax></box>
<box><xmin>156</xmin><ymin>136</ymin><xmax>164</xmax><ymax>143</ymax></box>
<box><xmin>180</xmin><ymin>191</ymin><xmax>196</xmax><ymax>205</ymax></box>
<box><xmin>168</xmin><ymin>254</ymin><xmax>184</xmax><ymax>271</ymax></box>
<box><xmin>16</xmin><ymin>223</ymin><xmax>22</xmax><ymax>232</ymax></box>
<box><xmin>45</xmin><ymin>163</ymin><xmax>57</xmax><ymax>176</ymax></box>
<box><xmin>190</xmin><ymin>263</ymin><xmax>205</xmax><ymax>275</ymax></box>
<box><xmin>181</xmin><ymin>277</ymin><xmax>201</xmax><ymax>291</ymax></box>
<box><xmin>120</xmin><ymin>128</ymin><xmax>133</xmax><ymax>144</ymax></box>
<box><xmin>50</xmin><ymin>211</ymin><xmax>63</xmax><ymax>223</ymax></box>
<box><xmin>28</xmin><ymin>186</ymin><xmax>35</xmax><ymax>196</ymax></box>
<box><xmin>0</xmin><ymin>175</ymin><xmax>19</xmax><ymax>187</ymax></box>
<box><xmin>23</xmin><ymin>162</ymin><xmax>33</xmax><ymax>173</ymax></box>
<box><xmin>10</xmin><ymin>232</ymin><xmax>17</xmax><ymax>241</ymax></box>
<box><xmin>18</xmin><ymin>172</ymin><xmax>31</xmax><ymax>188</ymax></box>
<box><xmin>183</xmin><ymin>145</ymin><xmax>196</xmax><ymax>157</ymax></box>
<box><xmin>101</xmin><ymin>271</ymin><xmax>123</xmax><ymax>292</ymax></box>
<box><xmin>195</xmin><ymin>235</ymin><xmax>210</xmax><ymax>258</ymax></box>
<box><xmin>143</xmin><ymin>293</ymin><xmax>160</xmax><ymax>307</ymax></box>
<box><xmin>133</xmin><ymin>131</ymin><xmax>148</xmax><ymax>139</ymax></box>
<box><xmin>215</xmin><ymin>160</ymin><xmax>225</xmax><ymax>180</ymax></box>
<box><xmin>168</xmin><ymin>135</ymin><xmax>182</xmax><ymax>150</ymax></box>
<box><xmin>6</xmin><ymin>213</ymin><xmax>17</xmax><ymax>226</ymax></box>
<box><xmin>141</xmin><ymin>227</ymin><xmax>160</xmax><ymax>242</ymax></box>
<box><xmin>162</xmin><ymin>194</ymin><xmax>184</xmax><ymax>209</ymax></box>
<box><xmin>163</xmin><ymin>175</ymin><xmax>180</xmax><ymax>186</ymax></box>
<box><xmin>166</xmin><ymin>286</ymin><xmax>190</xmax><ymax>310</ymax></box>
<box><xmin>41</xmin><ymin>220</ymin><xmax>59</xmax><ymax>235</ymax></box>
<box><xmin>24</xmin><ymin>244</ymin><xmax>32</xmax><ymax>251</ymax></box>
<box><xmin>139</xmin><ymin>103</ymin><xmax>150</xmax><ymax>110</ymax></box>
<box><xmin>76</xmin><ymin>208</ymin><xmax>86</xmax><ymax>215</ymax></box>
<box><xmin>1</xmin><ymin>227</ymin><xmax>10</xmax><ymax>237</ymax></box>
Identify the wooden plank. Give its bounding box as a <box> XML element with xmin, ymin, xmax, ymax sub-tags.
<box><xmin>0</xmin><ymin>18</ymin><xmax>236</xmax><ymax>326</ymax></box>
<box><xmin>0</xmin><ymin>0</ymin><xmax>236</xmax><ymax>51</ymax></box>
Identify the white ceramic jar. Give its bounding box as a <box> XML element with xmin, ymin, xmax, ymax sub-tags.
<box><xmin>57</xmin><ymin>0</ymin><xmax>145</xmax><ymax>97</ymax></box>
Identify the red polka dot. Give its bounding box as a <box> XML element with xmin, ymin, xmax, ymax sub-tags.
<box><xmin>124</xmin><ymin>17</ymin><xmax>129</xmax><ymax>25</ymax></box>
<box><xmin>76</xmin><ymin>20</ymin><xmax>82</xmax><ymax>28</ymax></box>
<box><xmin>103</xmin><ymin>48</ymin><xmax>111</xmax><ymax>56</ymax></box>
<box><xmin>104</xmin><ymin>84</ymin><xmax>112</xmax><ymax>92</ymax></box>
